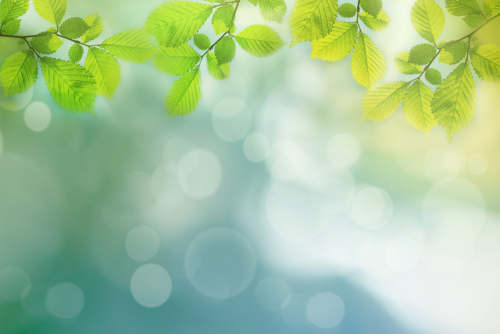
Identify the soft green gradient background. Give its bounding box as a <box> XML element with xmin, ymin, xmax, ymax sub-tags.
<box><xmin>1</xmin><ymin>0</ymin><xmax>500</xmax><ymax>333</ymax></box>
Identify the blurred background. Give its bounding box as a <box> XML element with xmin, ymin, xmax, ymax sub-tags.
<box><xmin>1</xmin><ymin>0</ymin><xmax>500</xmax><ymax>333</ymax></box>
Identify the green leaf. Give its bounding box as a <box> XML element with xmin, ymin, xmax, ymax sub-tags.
<box><xmin>408</xmin><ymin>43</ymin><xmax>436</xmax><ymax>65</ymax></box>
<box><xmin>0</xmin><ymin>50</ymin><xmax>37</xmax><ymax>97</ymax></box>
<box><xmin>84</xmin><ymin>48</ymin><xmax>121</xmax><ymax>99</ymax></box>
<box><xmin>410</xmin><ymin>0</ymin><xmax>445</xmax><ymax>44</ymax></box>
<box><xmin>81</xmin><ymin>14</ymin><xmax>104</xmax><ymax>43</ymax></box>
<box><xmin>483</xmin><ymin>0</ymin><xmax>500</xmax><ymax>17</ymax></box>
<box><xmin>351</xmin><ymin>33</ymin><xmax>386</xmax><ymax>89</ymax></box>
<box><xmin>235</xmin><ymin>24</ymin><xmax>285</xmax><ymax>57</ymax></box>
<box><xmin>248</xmin><ymin>0</ymin><xmax>259</xmax><ymax>5</ymax></box>
<box><xmin>394</xmin><ymin>51</ymin><xmax>422</xmax><ymax>75</ymax></box>
<box><xmin>362</xmin><ymin>81</ymin><xmax>409</xmax><ymax>121</ymax></box>
<box><xmin>402</xmin><ymin>80</ymin><xmax>436</xmax><ymax>135</ymax></box>
<box><xmin>18</xmin><ymin>38</ymin><xmax>25</xmax><ymax>46</ymax></box>
<box><xmin>360</xmin><ymin>0</ymin><xmax>382</xmax><ymax>17</ymax></box>
<box><xmin>145</xmin><ymin>1</ymin><xmax>212</xmax><ymax>47</ymax></box>
<box><xmin>470</xmin><ymin>44</ymin><xmax>500</xmax><ymax>82</ymax></box>
<box><xmin>445</xmin><ymin>0</ymin><xmax>481</xmax><ymax>16</ymax></box>
<box><xmin>59</xmin><ymin>17</ymin><xmax>90</xmax><ymax>39</ymax></box>
<box><xmin>432</xmin><ymin>63</ymin><xmax>476</xmax><ymax>141</ymax></box>
<box><xmin>212</xmin><ymin>4</ymin><xmax>234</xmax><ymax>34</ymax></box>
<box><xmin>0</xmin><ymin>0</ymin><xmax>29</xmax><ymax>24</ymax></box>
<box><xmin>30</xmin><ymin>33</ymin><xmax>63</xmax><ymax>54</ymax></box>
<box><xmin>152</xmin><ymin>44</ymin><xmax>200</xmax><ymax>76</ymax></box>
<box><xmin>311</xmin><ymin>22</ymin><xmax>357</xmax><ymax>61</ymax></box>
<box><xmin>215</xmin><ymin>36</ymin><xmax>236</xmax><ymax>65</ymax></box>
<box><xmin>439</xmin><ymin>41</ymin><xmax>467</xmax><ymax>65</ymax></box>
<box><xmin>68</xmin><ymin>44</ymin><xmax>83</xmax><ymax>63</ymax></box>
<box><xmin>359</xmin><ymin>10</ymin><xmax>390</xmax><ymax>31</ymax></box>
<box><xmin>207</xmin><ymin>53</ymin><xmax>230</xmax><ymax>80</ymax></box>
<box><xmin>164</xmin><ymin>67</ymin><xmax>201</xmax><ymax>117</ymax></box>
<box><xmin>101</xmin><ymin>29</ymin><xmax>155</xmax><ymax>64</ymax></box>
<box><xmin>40</xmin><ymin>57</ymin><xmax>97</xmax><ymax>114</ymax></box>
<box><xmin>463</xmin><ymin>14</ymin><xmax>485</xmax><ymax>28</ymax></box>
<box><xmin>33</xmin><ymin>0</ymin><xmax>66</xmax><ymax>25</ymax></box>
<box><xmin>425</xmin><ymin>68</ymin><xmax>442</xmax><ymax>85</ymax></box>
<box><xmin>1</xmin><ymin>18</ymin><xmax>20</xmax><ymax>34</ymax></box>
<box><xmin>338</xmin><ymin>3</ymin><xmax>357</xmax><ymax>17</ymax></box>
<box><xmin>259</xmin><ymin>0</ymin><xmax>287</xmax><ymax>23</ymax></box>
<box><xmin>193</xmin><ymin>33</ymin><xmax>211</xmax><ymax>50</ymax></box>
<box><xmin>289</xmin><ymin>0</ymin><xmax>338</xmax><ymax>45</ymax></box>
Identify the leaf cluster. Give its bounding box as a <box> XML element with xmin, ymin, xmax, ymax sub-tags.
<box><xmin>362</xmin><ymin>0</ymin><xmax>500</xmax><ymax>141</ymax></box>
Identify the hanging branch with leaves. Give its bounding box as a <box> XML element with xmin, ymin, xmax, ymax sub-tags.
<box><xmin>362</xmin><ymin>0</ymin><xmax>500</xmax><ymax>142</ymax></box>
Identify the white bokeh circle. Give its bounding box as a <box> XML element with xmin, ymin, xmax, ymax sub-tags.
<box><xmin>350</xmin><ymin>186</ymin><xmax>393</xmax><ymax>230</ymax></box>
<box><xmin>24</xmin><ymin>102</ymin><xmax>51</xmax><ymax>132</ymax></box>
<box><xmin>212</xmin><ymin>98</ymin><xmax>252</xmax><ymax>142</ymax></box>
<box><xmin>178</xmin><ymin>150</ymin><xmax>221</xmax><ymax>199</ymax></box>
<box><xmin>130</xmin><ymin>264</ymin><xmax>172</xmax><ymax>308</ymax></box>
<box><xmin>185</xmin><ymin>228</ymin><xmax>256</xmax><ymax>299</ymax></box>
<box><xmin>46</xmin><ymin>282</ymin><xmax>84</xmax><ymax>318</ymax></box>
<box><xmin>125</xmin><ymin>226</ymin><xmax>160</xmax><ymax>261</ymax></box>
<box><xmin>243</xmin><ymin>133</ymin><xmax>270</xmax><ymax>162</ymax></box>
<box><xmin>306</xmin><ymin>292</ymin><xmax>345</xmax><ymax>328</ymax></box>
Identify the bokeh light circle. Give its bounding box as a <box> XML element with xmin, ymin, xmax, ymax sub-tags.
<box><xmin>24</xmin><ymin>102</ymin><xmax>51</xmax><ymax>132</ymax></box>
<box><xmin>326</xmin><ymin>134</ymin><xmax>360</xmax><ymax>167</ymax></box>
<box><xmin>178</xmin><ymin>150</ymin><xmax>221</xmax><ymax>199</ymax></box>
<box><xmin>185</xmin><ymin>228</ymin><xmax>256</xmax><ymax>299</ymax></box>
<box><xmin>130</xmin><ymin>264</ymin><xmax>172</xmax><ymax>308</ymax></box>
<box><xmin>306</xmin><ymin>292</ymin><xmax>345</xmax><ymax>328</ymax></box>
<box><xmin>350</xmin><ymin>186</ymin><xmax>393</xmax><ymax>230</ymax></box>
<box><xmin>46</xmin><ymin>282</ymin><xmax>84</xmax><ymax>318</ymax></box>
<box><xmin>255</xmin><ymin>276</ymin><xmax>291</xmax><ymax>312</ymax></box>
<box><xmin>125</xmin><ymin>226</ymin><xmax>160</xmax><ymax>261</ymax></box>
<box><xmin>212</xmin><ymin>98</ymin><xmax>252</xmax><ymax>142</ymax></box>
<box><xmin>0</xmin><ymin>266</ymin><xmax>31</xmax><ymax>302</ymax></box>
<box><xmin>468</xmin><ymin>153</ymin><xmax>488</xmax><ymax>175</ymax></box>
<box><xmin>0</xmin><ymin>87</ymin><xmax>33</xmax><ymax>112</ymax></box>
<box><xmin>243</xmin><ymin>133</ymin><xmax>270</xmax><ymax>162</ymax></box>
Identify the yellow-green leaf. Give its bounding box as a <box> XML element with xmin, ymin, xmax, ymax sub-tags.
<box><xmin>445</xmin><ymin>0</ymin><xmax>481</xmax><ymax>16</ymax></box>
<box><xmin>362</xmin><ymin>81</ymin><xmax>409</xmax><ymax>121</ymax></box>
<box><xmin>59</xmin><ymin>17</ymin><xmax>90</xmax><ymax>39</ymax></box>
<box><xmin>101</xmin><ymin>29</ymin><xmax>155</xmax><ymax>64</ymax></box>
<box><xmin>152</xmin><ymin>44</ymin><xmax>200</xmax><ymax>76</ymax></box>
<box><xmin>215</xmin><ymin>36</ymin><xmax>236</xmax><ymax>65</ymax></box>
<box><xmin>403</xmin><ymin>80</ymin><xmax>436</xmax><ymax>135</ymax></box>
<box><xmin>394</xmin><ymin>52</ymin><xmax>421</xmax><ymax>75</ymax></box>
<box><xmin>0</xmin><ymin>50</ymin><xmax>37</xmax><ymax>97</ymax></box>
<box><xmin>484</xmin><ymin>0</ymin><xmax>500</xmax><ymax>17</ymax></box>
<box><xmin>145</xmin><ymin>1</ymin><xmax>212</xmax><ymax>47</ymax></box>
<box><xmin>432</xmin><ymin>63</ymin><xmax>476</xmax><ymax>141</ymax></box>
<box><xmin>33</xmin><ymin>0</ymin><xmax>66</xmax><ymax>25</ymax></box>
<box><xmin>360</xmin><ymin>0</ymin><xmax>382</xmax><ymax>17</ymax></box>
<box><xmin>289</xmin><ymin>0</ymin><xmax>338</xmax><ymax>46</ymax></box>
<box><xmin>310</xmin><ymin>22</ymin><xmax>357</xmax><ymax>61</ymax></box>
<box><xmin>1</xmin><ymin>18</ymin><xmax>20</xmax><ymax>34</ymax></box>
<box><xmin>408</xmin><ymin>43</ymin><xmax>436</xmax><ymax>65</ymax></box>
<box><xmin>470</xmin><ymin>44</ymin><xmax>500</xmax><ymax>82</ymax></box>
<box><xmin>207</xmin><ymin>53</ymin><xmax>230</xmax><ymax>80</ymax></box>
<box><xmin>193</xmin><ymin>33</ymin><xmax>211</xmax><ymax>50</ymax></box>
<box><xmin>439</xmin><ymin>41</ymin><xmax>467</xmax><ymax>65</ymax></box>
<box><xmin>81</xmin><ymin>14</ymin><xmax>104</xmax><ymax>43</ymax></box>
<box><xmin>259</xmin><ymin>0</ymin><xmax>287</xmax><ymax>24</ymax></box>
<box><xmin>351</xmin><ymin>33</ymin><xmax>386</xmax><ymax>89</ymax></box>
<box><xmin>84</xmin><ymin>48</ymin><xmax>121</xmax><ymax>99</ymax></box>
<box><xmin>68</xmin><ymin>44</ymin><xmax>83</xmax><ymax>63</ymax></box>
<box><xmin>40</xmin><ymin>57</ymin><xmax>97</xmax><ymax>114</ymax></box>
<box><xmin>235</xmin><ymin>24</ymin><xmax>285</xmax><ymax>57</ymax></box>
<box><xmin>425</xmin><ymin>68</ymin><xmax>442</xmax><ymax>85</ymax></box>
<box><xmin>338</xmin><ymin>3</ymin><xmax>356</xmax><ymax>17</ymax></box>
<box><xmin>360</xmin><ymin>10</ymin><xmax>390</xmax><ymax>31</ymax></box>
<box><xmin>0</xmin><ymin>0</ymin><xmax>29</xmax><ymax>24</ymax></box>
<box><xmin>164</xmin><ymin>67</ymin><xmax>201</xmax><ymax>117</ymax></box>
<box><xmin>212</xmin><ymin>4</ymin><xmax>234</xmax><ymax>34</ymax></box>
<box><xmin>410</xmin><ymin>0</ymin><xmax>445</xmax><ymax>44</ymax></box>
<box><xmin>30</xmin><ymin>33</ymin><xmax>63</xmax><ymax>54</ymax></box>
